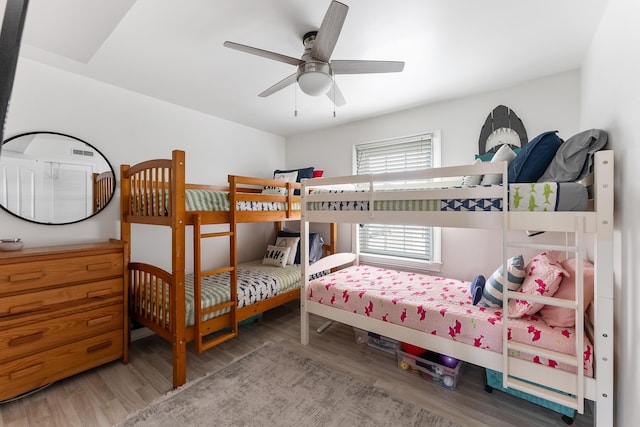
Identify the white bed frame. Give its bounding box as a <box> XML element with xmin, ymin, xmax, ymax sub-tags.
<box><xmin>299</xmin><ymin>150</ymin><xmax>613</xmax><ymax>426</ymax></box>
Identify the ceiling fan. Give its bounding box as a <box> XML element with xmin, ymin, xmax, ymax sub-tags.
<box><xmin>223</xmin><ymin>1</ymin><xmax>405</xmax><ymax>106</ymax></box>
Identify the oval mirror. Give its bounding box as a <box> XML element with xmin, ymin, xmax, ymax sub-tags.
<box><xmin>0</xmin><ymin>131</ymin><xmax>115</xmax><ymax>225</ymax></box>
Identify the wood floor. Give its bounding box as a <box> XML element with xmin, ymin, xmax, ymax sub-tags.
<box><xmin>0</xmin><ymin>301</ymin><xmax>594</xmax><ymax>427</ymax></box>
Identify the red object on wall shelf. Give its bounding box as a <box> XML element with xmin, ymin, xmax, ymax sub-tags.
<box><xmin>312</xmin><ymin>170</ymin><xmax>324</xmax><ymax>178</ymax></box>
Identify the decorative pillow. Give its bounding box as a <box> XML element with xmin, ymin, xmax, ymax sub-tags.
<box><xmin>274</xmin><ymin>167</ymin><xmax>314</xmax><ymax>195</ymax></box>
<box><xmin>469</xmin><ymin>274</ymin><xmax>486</xmax><ymax>305</ymax></box>
<box><xmin>261</xmin><ymin>171</ymin><xmax>298</xmax><ymax>195</ymax></box>
<box><xmin>262</xmin><ymin>245</ymin><xmax>290</xmax><ymax>267</ymax></box>
<box><xmin>508</xmin><ymin>251</ymin><xmax>568</xmax><ymax>318</ymax></box>
<box><xmin>276</xmin><ymin>230</ymin><xmax>324</xmax><ymax>264</ymax></box>
<box><xmin>480</xmin><ymin>144</ymin><xmax>518</xmax><ymax>185</ymax></box>
<box><xmin>475</xmin><ymin>152</ymin><xmax>495</xmax><ymax>162</ymax></box>
<box><xmin>461</xmin><ymin>158</ymin><xmax>483</xmax><ymax>186</ymax></box>
<box><xmin>475</xmin><ymin>147</ymin><xmax>522</xmax><ymax>162</ymax></box>
<box><xmin>478</xmin><ymin>255</ymin><xmax>526</xmax><ymax>308</ymax></box>
<box><xmin>537</xmin><ymin>129</ymin><xmax>608</xmax><ymax>182</ymax></box>
<box><xmin>540</xmin><ymin>258</ymin><xmax>595</xmax><ymax>327</ymax></box>
<box><xmin>508</xmin><ymin>131</ymin><xmax>563</xmax><ymax>183</ymax></box>
<box><xmin>275</xmin><ymin>236</ymin><xmax>300</xmax><ymax>265</ymax></box>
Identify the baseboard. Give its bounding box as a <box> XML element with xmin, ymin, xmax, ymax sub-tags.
<box><xmin>130</xmin><ymin>327</ymin><xmax>154</xmax><ymax>341</ymax></box>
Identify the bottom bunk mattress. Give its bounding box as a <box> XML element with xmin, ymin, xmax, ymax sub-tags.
<box><xmin>307</xmin><ymin>265</ymin><xmax>593</xmax><ymax>376</ymax></box>
<box><xmin>185</xmin><ymin>260</ymin><xmax>302</xmax><ymax>326</ymax></box>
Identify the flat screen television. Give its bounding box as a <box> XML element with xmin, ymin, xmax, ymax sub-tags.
<box><xmin>0</xmin><ymin>0</ymin><xmax>29</xmax><ymax>152</ymax></box>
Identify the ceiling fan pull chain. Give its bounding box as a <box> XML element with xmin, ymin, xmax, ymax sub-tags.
<box><xmin>333</xmin><ymin>76</ymin><xmax>336</xmax><ymax>118</ymax></box>
<box><xmin>294</xmin><ymin>84</ymin><xmax>298</xmax><ymax>117</ymax></box>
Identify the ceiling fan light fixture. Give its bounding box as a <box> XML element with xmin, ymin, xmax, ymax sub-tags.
<box><xmin>297</xmin><ymin>71</ymin><xmax>333</xmax><ymax>96</ymax></box>
<box><xmin>297</xmin><ymin>61</ymin><xmax>333</xmax><ymax>96</ymax></box>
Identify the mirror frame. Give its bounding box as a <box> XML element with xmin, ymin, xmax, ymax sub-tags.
<box><xmin>0</xmin><ymin>131</ymin><xmax>116</xmax><ymax>225</ymax></box>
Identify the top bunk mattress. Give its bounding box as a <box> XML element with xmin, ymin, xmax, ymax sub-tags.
<box><xmin>131</xmin><ymin>189</ymin><xmax>301</xmax><ymax>213</ymax></box>
<box><xmin>305</xmin><ymin>182</ymin><xmax>588</xmax><ymax>213</ymax></box>
<box><xmin>186</xmin><ymin>189</ymin><xmax>301</xmax><ymax>212</ymax></box>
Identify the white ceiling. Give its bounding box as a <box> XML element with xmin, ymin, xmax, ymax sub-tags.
<box><xmin>11</xmin><ymin>0</ymin><xmax>609</xmax><ymax>137</ymax></box>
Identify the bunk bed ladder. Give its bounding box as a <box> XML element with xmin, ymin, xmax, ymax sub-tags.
<box><xmin>502</xmin><ymin>215</ymin><xmax>586</xmax><ymax>415</ymax></box>
<box><xmin>193</xmin><ymin>214</ymin><xmax>238</xmax><ymax>353</ymax></box>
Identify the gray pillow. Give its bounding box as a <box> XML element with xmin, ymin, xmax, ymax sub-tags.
<box><xmin>538</xmin><ymin>129</ymin><xmax>607</xmax><ymax>182</ymax></box>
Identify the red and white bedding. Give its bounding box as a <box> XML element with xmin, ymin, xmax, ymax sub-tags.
<box><xmin>308</xmin><ymin>264</ymin><xmax>593</xmax><ymax>376</ymax></box>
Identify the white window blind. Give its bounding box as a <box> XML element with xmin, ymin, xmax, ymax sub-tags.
<box><xmin>355</xmin><ymin>134</ymin><xmax>435</xmax><ymax>262</ymax></box>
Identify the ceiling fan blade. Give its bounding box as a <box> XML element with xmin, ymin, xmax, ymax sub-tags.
<box><xmin>326</xmin><ymin>81</ymin><xmax>346</xmax><ymax>107</ymax></box>
<box><xmin>310</xmin><ymin>1</ymin><xmax>348</xmax><ymax>62</ymax></box>
<box><xmin>332</xmin><ymin>60</ymin><xmax>405</xmax><ymax>74</ymax></box>
<box><xmin>259</xmin><ymin>73</ymin><xmax>297</xmax><ymax>97</ymax></box>
<box><xmin>224</xmin><ymin>41</ymin><xmax>303</xmax><ymax>67</ymax></box>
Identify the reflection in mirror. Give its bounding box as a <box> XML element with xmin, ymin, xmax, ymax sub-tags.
<box><xmin>0</xmin><ymin>131</ymin><xmax>116</xmax><ymax>225</ymax></box>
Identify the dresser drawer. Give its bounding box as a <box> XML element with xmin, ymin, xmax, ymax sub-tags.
<box><xmin>0</xmin><ymin>303</ymin><xmax>123</xmax><ymax>362</ymax></box>
<box><xmin>0</xmin><ymin>278</ymin><xmax>123</xmax><ymax>317</ymax></box>
<box><xmin>0</xmin><ymin>329</ymin><xmax>123</xmax><ymax>401</ymax></box>
<box><xmin>0</xmin><ymin>252</ymin><xmax>123</xmax><ymax>295</ymax></box>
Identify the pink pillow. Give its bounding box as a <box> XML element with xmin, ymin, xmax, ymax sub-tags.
<box><xmin>540</xmin><ymin>258</ymin><xmax>595</xmax><ymax>327</ymax></box>
<box><xmin>508</xmin><ymin>251</ymin><xmax>568</xmax><ymax>318</ymax></box>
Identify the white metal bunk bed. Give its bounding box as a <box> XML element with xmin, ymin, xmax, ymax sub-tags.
<box><xmin>299</xmin><ymin>150</ymin><xmax>613</xmax><ymax>426</ymax></box>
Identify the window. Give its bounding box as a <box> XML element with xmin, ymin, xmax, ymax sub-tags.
<box><xmin>354</xmin><ymin>132</ymin><xmax>441</xmax><ymax>272</ymax></box>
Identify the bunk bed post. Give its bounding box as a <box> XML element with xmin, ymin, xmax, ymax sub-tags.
<box><xmin>171</xmin><ymin>150</ymin><xmax>188</xmax><ymax>388</ymax></box>
<box><xmin>120</xmin><ymin>164</ymin><xmax>131</xmax><ymax>351</ymax></box>
<box><xmin>228</xmin><ymin>175</ymin><xmax>238</xmax><ymax>339</ymax></box>
<box><xmin>329</xmin><ymin>222</ymin><xmax>337</xmax><ymax>256</ymax></box>
<box><xmin>300</xmin><ymin>182</ymin><xmax>310</xmax><ymax>345</ymax></box>
<box><xmin>593</xmin><ymin>150</ymin><xmax>614</xmax><ymax>426</ymax></box>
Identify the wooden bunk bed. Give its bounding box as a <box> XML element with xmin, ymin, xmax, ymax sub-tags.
<box><xmin>120</xmin><ymin>150</ymin><xmax>335</xmax><ymax>388</ymax></box>
<box><xmin>93</xmin><ymin>170</ymin><xmax>115</xmax><ymax>213</ymax></box>
<box><xmin>300</xmin><ymin>150</ymin><xmax>613</xmax><ymax>427</ymax></box>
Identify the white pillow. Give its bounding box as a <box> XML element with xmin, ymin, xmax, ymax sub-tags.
<box><xmin>275</xmin><ymin>236</ymin><xmax>299</xmax><ymax>265</ymax></box>
<box><xmin>262</xmin><ymin>245</ymin><xmax>291</xmax><ymax>267</ymax></box>
<box><xmin>262</xmin><ymin>171</ymin><xmax>298</xmax><ymax>195</ymax></box>
<box><xmin>480</xmin><ymin>144</ymin><xmax>517</xmax><ymax>185</ymax></box>
<box><xmin>461</xmin><ymin>158</ymin><xmax>483</xmax><ymax>186</ymax></box>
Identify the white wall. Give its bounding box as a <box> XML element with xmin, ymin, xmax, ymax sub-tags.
<box><xmin>581</xmin><ymin>0</ymin><xmax>640</xmax><ymax>424</ymax></box>
<box><xmin>287</xmin><ymin>71</ymin><xmax>582</xmax><ymax>280</ymax></box>
<box><xmin>2</xmin><ymin>58</ymin><xmax>286</xmax><ymax>271</ymax></box>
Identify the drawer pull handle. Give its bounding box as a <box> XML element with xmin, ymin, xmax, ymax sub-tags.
<box><xmin>9</xmin><ymin>271</ymin><xmax>44</xmax><ymax>282</ymax></box>
<box><xmin>9</xmin><ymin>363</ymin><xmax>44</xmax><ymax>380</ymax></box>
<box><xmin>87</xmin><ymin>315</ymin><xmax>113</xmax><ymax>327</ymax></box>
<box><xmin>86</xmin><ymin>262</ymin><xmax>112</xmax><ymax>271</ymax></box>
<box><xmin>9</xmin><ymin>301</ymin><xmax>43</xmax><ymax>314</ymax></box>
<box><xmin>8</xmin><ymin>331</ymin><xmax>44</xmax><ymax>347</ymax></box>
<box><xmin>87</xmin><ymin>289</ymin><xmax>111</xmax><ymax>299</ymax></box>
<box><xmin>87</xmin><ymin>340</ymin><xmax>113</xmax><ymax>354</ymax></box>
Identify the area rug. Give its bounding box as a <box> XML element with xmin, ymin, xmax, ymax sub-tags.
<box><xmin>117</xmin><ymin>342</ymin><xmax>461</xmax><ymax>427</ymax></box>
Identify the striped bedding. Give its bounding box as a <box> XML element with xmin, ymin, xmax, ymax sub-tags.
<box><xmin>306</xmin><ymin>182</ymin><xmax>588</xmax><ymax>212</ymax></box>
<box><xmin>308</xmin><ymin>265</ymin><xmax>593</xmax><ymax>376</ymax></box>
<box><xmin>184</xmin><ymin>260</ymin><xmax>302</xmax><ymax>326</ymax></box>
<box><xmin>185</xmin><ymin>189</ymin><xmax>301</xmax><ymax>212</ymax></box>
<box><xmin>133</xmin><ymin>189</ymin><xmax>300</xmax><ymax>214</ymax></box>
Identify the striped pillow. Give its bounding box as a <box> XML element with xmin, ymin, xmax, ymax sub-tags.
<box><xmin>479</xmin><ymin>255</ymin><xmax>526</xmax><ymax>308</ymax></box>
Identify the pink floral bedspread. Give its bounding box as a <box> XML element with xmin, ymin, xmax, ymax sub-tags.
<box><xmin>308</xmin><ymin>265</ymin><xmax>593</xmax><ymax>377</ymax></box>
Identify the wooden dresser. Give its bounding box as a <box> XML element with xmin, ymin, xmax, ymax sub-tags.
<box><xmin>0</xmin><ymin>240</ymin><xmax>128</xmax><ymax>401</ymax></box>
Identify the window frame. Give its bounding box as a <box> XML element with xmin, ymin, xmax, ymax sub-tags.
<box><xmin>352</xmin><ymin>131</ymin><xmax>442</xmax><ymax>273</ymax></box>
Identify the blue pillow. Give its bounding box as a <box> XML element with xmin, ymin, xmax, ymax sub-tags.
<box><xmin>508</xmin><ymin>131</ymin><xmax>563</xmax><ymax>183</ymax></box>
<box><xmin>469</xmin><ymin>275</ymin><xmax>486</xmax><ymax>305</ymax></box>
<box><xmin>276</xmin><ymin>230</ymin><xmax>324</xmax><ymax>264</ymax></box>
<box><xmin>274</xmin><ymin>167</ymin><xmax>314</xmax><ymax>195</ymax></box>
